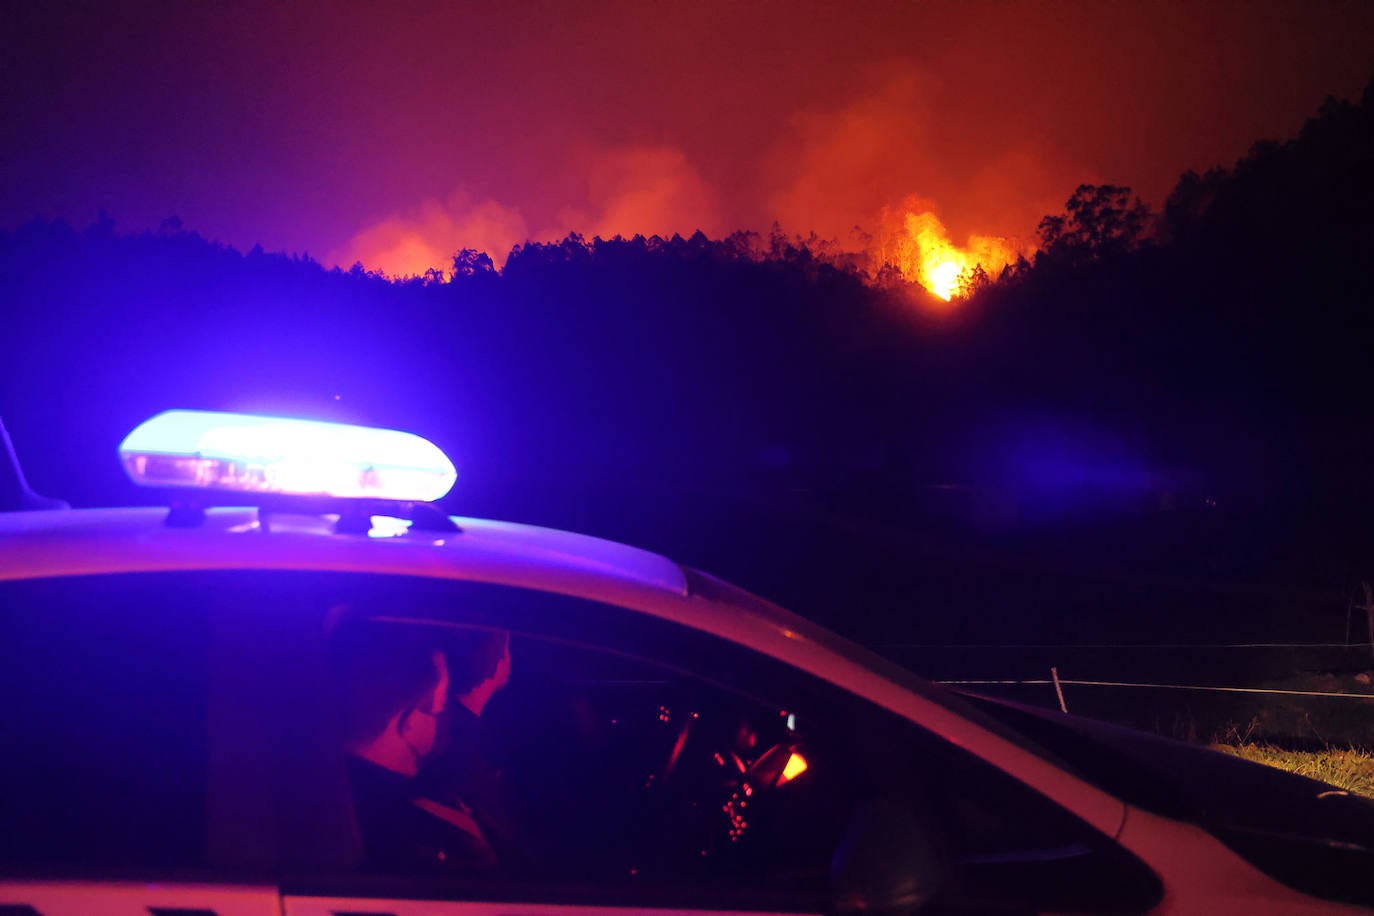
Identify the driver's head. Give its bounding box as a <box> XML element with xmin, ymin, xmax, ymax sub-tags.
<box><xmin>329</xmin><ymin>616</ymin><xmax>450</xmax><ymax>775</ymax></box>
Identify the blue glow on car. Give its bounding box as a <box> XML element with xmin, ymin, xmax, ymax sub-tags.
<box><xmin>118</xmin><ymin>410</ymin><xmax>457</xmax><ymax>502</ymax></box>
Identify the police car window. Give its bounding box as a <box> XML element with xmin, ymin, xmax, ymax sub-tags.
<box><xmin>429</xmin><ymin>628</ymin><xmax>1159</xmax><ymax>914</ymax></box>
<box><xmin>296</xmin><ymin>572</ymin><xmax>1159</xmax><ymax>913</ymax></box>
<box><xmin>0</xmin><ymin>575</ymin><xmax>211</xmax><ymax>873</ymax></box>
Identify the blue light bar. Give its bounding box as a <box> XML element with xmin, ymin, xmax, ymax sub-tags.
<box><xmin>119</xmin><ymin>410</ymin><xmax>457</xmax><ymax>502</ymax></box>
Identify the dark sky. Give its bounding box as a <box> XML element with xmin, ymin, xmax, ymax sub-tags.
<box><xmin>4</xmin><ymin>0</ymin><xmax>1371</xmax><ymax>275</ymax></box>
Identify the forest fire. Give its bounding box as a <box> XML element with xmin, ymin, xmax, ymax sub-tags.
<box><xmin>876</xmin><ymin>198</ymin><xmax>1031</xmax><ymax>301</ymax></box>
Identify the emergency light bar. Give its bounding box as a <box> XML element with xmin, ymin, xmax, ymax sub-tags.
<box><xmin>119</xmin><ymin>410</ymin><xmax>457</xmax><ymax>503</ymax></box>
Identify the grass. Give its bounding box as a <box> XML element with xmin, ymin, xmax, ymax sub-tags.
<box><xmin>1210</xmin><ymin>742</ymin><xmax>1374</xmax><ymax>799</ymax></box>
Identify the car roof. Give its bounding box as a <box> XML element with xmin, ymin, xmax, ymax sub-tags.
<box><xmin>0</xmin><ymin>506</ymin><xmax>689</xmax><ymax>601</ymax></box>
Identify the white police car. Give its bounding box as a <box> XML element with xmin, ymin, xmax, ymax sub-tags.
<box><xmin>1</xmin><ymin>410</ymin><xmax>1371</xmax><ymax>915</ymax></box>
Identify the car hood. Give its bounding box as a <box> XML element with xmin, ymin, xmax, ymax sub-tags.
<box><xmin>961</xmin><ymin>693</ymin><xmax>1374</xmax><ymax>850</ymax></box>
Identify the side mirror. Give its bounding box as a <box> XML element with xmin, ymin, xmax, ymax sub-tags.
<box><xmin>830</xmin><ymin>799</ymin><xmax>950</xmax><ymax>915</ymax></box>
<box><xmin>0</xmin><ymin>417</ymin><xmax>68</xmax><ymax>511</ymax></box>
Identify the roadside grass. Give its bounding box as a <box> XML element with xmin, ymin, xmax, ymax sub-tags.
<box><xmin>1239</xmin><ymin>671</ymin><xmax>1374</xmax><ymax>746</ymax></box>
<box><xmin>1210</xmin><ymin>742</ymin><xmax>1374</xmax><ymax>799</ymax></box>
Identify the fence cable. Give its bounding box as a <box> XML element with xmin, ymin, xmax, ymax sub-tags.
<box><xmin>939</xmin><ymin>677</ymin><xmax>1374</xmax><ymax>700</ymax></box>
<box><xmin>889</xmin><ymin>642</ymin><xmax>1374</xmax><ymax>650</ymax></box>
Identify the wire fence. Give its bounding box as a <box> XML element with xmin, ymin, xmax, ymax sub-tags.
<box><xmin>881</xmin><ymin>641</ymin><xmax>1374</xmax><ymax>734</ymax></box>
<box><xmin>880</xmin><ymin>592</ymin><xmax>1374</xmax><ymax>741</ymax></box>
<box><xmin>889</xmin><ymin>642</ymin><xmax>1374</xmax><ymax>650</ymax></box>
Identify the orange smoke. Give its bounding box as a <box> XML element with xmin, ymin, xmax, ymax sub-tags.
<box><xmin>330</xmin><ymin>194</ymin><xmax>529</xmax><ymax>279</ymax></box>
<box><xmin>876</xmin><ymin>197</ymin><xmax>1032</xmax><ymax>301</ymax></box>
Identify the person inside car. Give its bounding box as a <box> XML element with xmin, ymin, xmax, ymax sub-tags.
<box><xmin>420</xmin><ymin>628</ymin><xmax>524</xmax><ymax>863</ymax></box>
<box><xmin>329</xmin><ymin>614</ymin><xmax>497</xmax><ymax>872</ymax></box>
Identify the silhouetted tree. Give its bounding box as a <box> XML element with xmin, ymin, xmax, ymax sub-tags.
<box><xmin>1036</xmin><ymin>184</ymin><xmax>1152</xmax><ymax>264</ymax></box>
<box><xmin>954</xmin><ymin>264</ymin><xmax>991</xmax><ymax>299</ymax></box>
<box><xmin>451</xmin><ymin>248</ymin><xmax>496</xmax><ymax>278</ymax></box>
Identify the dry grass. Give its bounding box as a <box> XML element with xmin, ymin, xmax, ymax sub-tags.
<box><xmin>1211</xmin><ymin>743</ymin><xmax>1374</xmax><ymax>799</ymax></box>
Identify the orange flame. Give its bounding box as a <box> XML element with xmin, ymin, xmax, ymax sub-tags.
<box><xmin>877</xmin><ymin>198</ymin><xmax>1031</xmax><ymax>301</ymax></box>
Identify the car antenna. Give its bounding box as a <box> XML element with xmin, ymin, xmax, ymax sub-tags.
<box><xmin>0</xmin><ymin>417</ymin><xmax>70</xmax><ymax>511</ymax></box>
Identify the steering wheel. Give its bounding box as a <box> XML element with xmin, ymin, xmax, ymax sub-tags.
<box><xmin>647</xmin><ymin>702</ymin><xmax>810</xmax><ymax>853</ymax></box>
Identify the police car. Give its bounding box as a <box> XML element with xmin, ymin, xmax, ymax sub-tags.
<box><xmin>1</xmin><ymin>410</ymin><xmax>1372</xmax><ymax>915</ymax></box>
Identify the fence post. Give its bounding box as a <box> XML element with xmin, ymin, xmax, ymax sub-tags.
<box><xmin>1363</xmin><ymin>583</ymin><xmax>1374</xmax><ymax>664</ymax></box>
<box><xmin>1345</xmin><ymin>584</ymin><xmax>1354</xmax><ymax>647</ymax></box>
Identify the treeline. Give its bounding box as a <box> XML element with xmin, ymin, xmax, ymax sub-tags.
<box><xmin>957</xmin><ymin>79</ymin><xmax>1374</xmax><ymax>528</ymax></box>
<box><xmin>980</xmin><ymin>77</ymin><xmax>1374</xmax><ymax>403</ymax></box>
<box><xmin>0</xmin><ymin>215</ymin><xmax>929</xmax><ymax>513</ymax></box>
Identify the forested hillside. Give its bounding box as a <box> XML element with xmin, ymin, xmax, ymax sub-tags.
<box><xmin>3</xmin><ymin>81</ymin><xmax>1371</xmax><ymax>641</ymax></box>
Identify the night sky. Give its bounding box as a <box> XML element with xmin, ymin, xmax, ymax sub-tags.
<box><xmin>4</xmin><ymin>0</ymin><xmax>1371</xmax><ymax>276</ymax></box>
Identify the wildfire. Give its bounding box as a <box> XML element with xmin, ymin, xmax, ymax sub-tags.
<box><xmin>877</xmin><ymin>198</ymin><xmax>1030</xmax><ymax>301</ymax></box>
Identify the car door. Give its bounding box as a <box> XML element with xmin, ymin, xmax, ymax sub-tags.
<box><xmin>0</xmin><ymin>569</ymin><xmax>1162</xmax><ymax>915</ymax></box>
